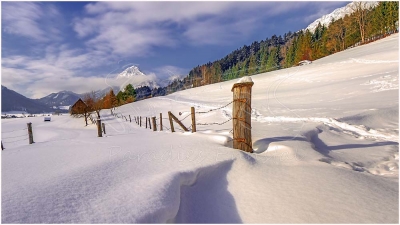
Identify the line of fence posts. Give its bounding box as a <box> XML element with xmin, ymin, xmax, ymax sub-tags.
<box><xmin>106</xmin><ymin>77</ymin><xmax>253</xmax><ymax>152</ymax></box>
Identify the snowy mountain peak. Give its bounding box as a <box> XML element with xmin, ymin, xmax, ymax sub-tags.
<box><xmin>304</xmin><ymin>1</ymin><xmax>378</xmax><ymax>33</ymax></box>
<box><xmin>117</xmin><ymin>65</ymin><xmax>146</xmax><ymax>78</ymax></box>
<box><xmin>116</xmin><ymin>65</ymin><xmax>159</xmax><ymax>89</ymax></box>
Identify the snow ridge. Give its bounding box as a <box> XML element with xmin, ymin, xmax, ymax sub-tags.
<box><xmin>305</xmin><ymin>1</ymin><xmax>378</xmax><ymax>33</ymax></box>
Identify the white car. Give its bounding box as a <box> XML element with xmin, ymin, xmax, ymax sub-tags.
<box><xmin>44</xmin><ymin>117</ymin><xmax>51</xmax><ymax>122</ymax></box>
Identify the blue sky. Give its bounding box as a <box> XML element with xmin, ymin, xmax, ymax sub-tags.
<box><xmin>1</xmin><ymin>1</ymin><xmax>349</xmax><ymax>98</ymax></box>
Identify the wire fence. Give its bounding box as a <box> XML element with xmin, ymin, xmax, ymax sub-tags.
<box><xmin>1</xmin><ymin>127</ymin><xmax>31</xmax><ymax>149</ymax></box>
<box><xmin>106</xmin><ymin>99</ymin><xmax>237</xmax><ymax>136</ymax></box>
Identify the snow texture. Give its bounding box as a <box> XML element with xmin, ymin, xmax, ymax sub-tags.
<box><xmin>305</xmin><ymin>1</ymin><xmax>378</xmax><ymax>33</ymax></box>
<box><xmin>236</xmin><ymin>76</ymin><xmax>253</xmax><ymax>84</ymax></box>
<box><xmin>1</xmin><ymin>34</ymin><xmax>399</xmax><ymax>223</ymax></box>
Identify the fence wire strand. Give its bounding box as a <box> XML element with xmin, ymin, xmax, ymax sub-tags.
<box><xmin>3</xmin><ymin>137</ymin><xmax>28</xmax><ymax>144</ymax></box>
<box><xmin>1</xmin><ymin>128</ymin><xmax>27</xmax><ymax>134</ymax></box>
<box><xmin>2</xmin><ymin>133</ymin><xmax>28</xmax><ymax>140</ymax></box>
<box><xmin>195</xmin><ymin>101</ymin><xmax>233</xmax><ymax>114</ymax></box>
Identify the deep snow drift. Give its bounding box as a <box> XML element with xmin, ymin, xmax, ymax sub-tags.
<box><xmin>2</xmin><ymin>34</ymin><xmax>399</xmax><ymax>223</ymax></box>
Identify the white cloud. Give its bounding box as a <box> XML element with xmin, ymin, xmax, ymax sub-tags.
<box><xmin>1</xmin><ymin>1</ymin><xmax>351</xmax><ymax>99</ymax></box>
<box><xmin>2</xmin><ymin>2</ymin><xmax>62</xmax><ymax>42</ymax></box>
<box><xmin>1</xmin><ymin>44</ymin><xmax>116</xmax><ymax>98</ymax></box>
<box><xmin>183</xmin><ymin>18</ymin><xmax>257</xmax><ymax>45</ymax></box>
<box><xmin>73</xmin><ymin>2</ymin><xmax>320</xmax><ymax>55</ymax></box>
<box><xmin>151</xmin><ymin>65</ymin><xmax>189</xmax><ymax>86</ymax></box>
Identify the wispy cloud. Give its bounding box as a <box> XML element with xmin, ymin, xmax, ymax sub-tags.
<box><xmin>150</xmin><ymin>65</ymin><xmax>189</xmax><ymax>86</ymax></box>
<box><xmin>2</xmin><ymin>1</ymin><xmax>350</xmax><ymax>98</ymax></box>
<box><xmin>1</xmin><ymin>44</ymin><xmax>115</xmax><ymax>98</ymax></box>
<box><xmin>2</xmin><ymin>2</ymin><xmax>62</xmax><ymax>42</ymax></box>
<box><xmin>73</xmin><ymin>2</ymin><xmax>322</xmax><ymax>54</ymax></box>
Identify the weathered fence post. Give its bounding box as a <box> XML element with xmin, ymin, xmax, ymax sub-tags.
<box><xmin>140</xmin><ymin>116</ymin><xmax>142</xmax><ymax>127</ymax></box>
<box><xmin>160</xmin><ymin>113</ymin><xmax>163</xmax><ymax>131</ymax></box>
<box><xmin>148</xmin><ymin>117</ymin><xmax>152</xmax><ymax>130</ymax></box>
<box><xmin>27</xmin><ymin>122</ymin><xmax>34</xmax><ymax>144</ymax></box>
<box><xmin>168</xmin><ymin>111</ymin><xmax>175</xmax><ymax>132</ymax></box>
<box><xmin>97</xmin><ymin>119</ymin><xmax>102</xmax><ymax>137</ymax></box>
<box><xmin>129</xmin><ymin>115</ymin><xmax>132</xmax><ymax>123</ymax></box>
<box><xmin>102</xmin><ymin>123</ymin><xmax>106</xmax><ymax>134</ymax></box>
<box><xmin>169</xmin><ymin>112</ymin><xmax>189</xmax><ymax>131</ymax></box>
<box><xmin>146</xmin><ymin>117</ymin><xmax>148</xmax><ymax>128</ymax></box>
<box><xmin>1</xmin><ymin>141</ymin><xmax>4</xmax><ymax>150</ymax></box>
<box><xmin>191</xmin><ymin>107</ymin><xmax>196</xmax><ymax>133</ymax></box>
<box><xmin>152</xmin><ymin>117</ymin><xmax>157</xmax><ymax>131</ymax></box>
<box><xmin>231</xmin><ymin>76</ymin><xmax>253</xmax><ymax>153</ymax></box>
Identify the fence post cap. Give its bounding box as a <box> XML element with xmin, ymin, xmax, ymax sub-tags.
<box><xmin>231</xmin><ymin>82</ymin><xmax>254</xmax><ymax>92</ymax></box>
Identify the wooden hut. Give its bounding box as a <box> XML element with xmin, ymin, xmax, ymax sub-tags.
<box><xmin>70</xmin><ymin>98</ymin><xmax>88</xmax><ymax>115</ymax></box>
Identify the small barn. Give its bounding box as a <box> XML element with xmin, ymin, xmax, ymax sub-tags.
<box><xmin>70</xmin><ymin>98</ymin><xmax>88</xmax><ymax>115</ymax></box>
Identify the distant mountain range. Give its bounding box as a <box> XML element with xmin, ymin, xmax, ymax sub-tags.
<box><xmin>36</xmin><ymin>90</ymin><xmax>81</xmax><ymax>110</ymax></box>
<box><xmin>1</xmin><ymin>86</ymin><xmax>54</xmax><ymax>114</ymax></box>
<box><xmin>305</xmin><ymin>1</ymin><xmax>378</xmax><ymax>33</ymax></box>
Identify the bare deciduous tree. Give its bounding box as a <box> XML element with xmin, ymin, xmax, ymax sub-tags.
<box><xmin>351</xmin><ymin>1</ymin><xmax>369</xmax><ymax>44</ymax></box>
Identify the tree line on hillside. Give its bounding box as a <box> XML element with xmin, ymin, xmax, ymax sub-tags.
<box><xmin>166</xmin><ymin>1</ymin><xmax>398</xmax><ymax>90</ymax></box>
<box><xmin>70</xmin><ymin>1</ymin><xmax>398</xmax><ymax>124</ymax></box>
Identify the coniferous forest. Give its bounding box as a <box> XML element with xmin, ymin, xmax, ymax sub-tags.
<box><xmin>162</xmin><ymin>2</ymin><xmax>398</xmax><ymax>93</ymax></box>
<box><xmin>121</xmin><ymin>2</ymin><xmax>398</xmax><ymax>104</ymax></box>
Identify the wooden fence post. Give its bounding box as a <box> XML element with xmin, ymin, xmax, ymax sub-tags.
<box><xmin>129</xmin><ymin>115</ymin><xmax>132</xmax><ymax>123</ymax></box>
<box><xmin>146</xmin><ymin>117</ymin><xmax>148</xmax><ymax>128</ymax></box>
<box><xmin>102</xmin><ymin>123</ymin><xmax>106</xmax><ymax>134</ymax></box>
<box><xmin>148</xmin><ymin>117</ymin><xmax>152</xmax><ymax>130</ymax></box>
<box><xmin>140</xmin><ymin>116</ymin><xmax>142</xmax><ymax>127</ymax></box>
<box><xmin>152</xmin><ymin>117</ymin><xmax>157</xmax><ymax>131</ymax></box>
<box><xmin>27</xmin><ymin>122</ymin><xmax>34</xmax><ymax>144</ymax></box>
<box><xmin>1</xmin><ymin>141</ymin><xmax>4</xmax><ymax>150</ymax></box>
<box><xmin>169</xmin><ymin>112</ymin><xmax>189</xmax><ymax>131</ymax></box>
<box><xmin>168</xmin><ymin>111</ymin><xmax>175</xmax><ymax>132</ymax></box>
<box><xmin>160</xmin><ymin>113</ymin><xmax>163</xmax><ymax>131</ymax></box>
<box><xmin>231</xmin><ymin>76</ymin><xmax>254</xmax><ymax>153</ymax></box>
<box><xmin>191</xmin><ymin>107</ymin><xmax>196</xmax><ymax>133</ymax></box>
<box><xmin>97</xmin><ymin>119</ymin><xmax>102</xmax><ymax>137</ymax></box>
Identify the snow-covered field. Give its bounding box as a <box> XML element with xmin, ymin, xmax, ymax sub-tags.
<box><xmin>2</xmin><ymin>34</ymin><xmax>399</xmax><ymax>223</ymax></box>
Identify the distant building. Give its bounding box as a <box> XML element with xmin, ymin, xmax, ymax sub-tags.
<box><xmin>70</xmin><ymin>98</ymin><xmax>88</xmax><ymax>115</ymax></box>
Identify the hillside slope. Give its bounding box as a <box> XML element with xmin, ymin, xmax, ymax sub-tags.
<box><xmin>1</xmin><ymin>34</ymin><xmax>398</xmax><ymax>223</ymax></box>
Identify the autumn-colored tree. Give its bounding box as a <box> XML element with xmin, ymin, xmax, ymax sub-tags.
<box><xmin>103</xmin><ymin>89</ymin><xmax>118</xmax><ymax>110</ymax></box>
<box><xmin>84</xmin><ymin>91</ymin><xmax>103</xmax><ymax>119</ymax></box>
